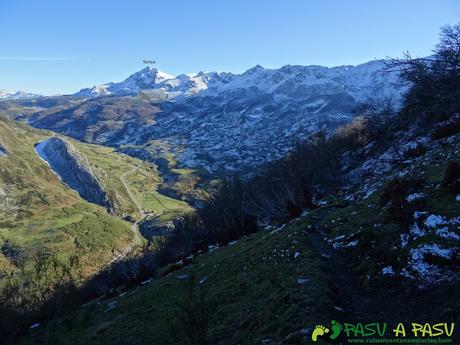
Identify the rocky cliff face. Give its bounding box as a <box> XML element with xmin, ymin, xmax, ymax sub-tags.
<box><xmin>139</xmin><ymin>215</ymin><xmax>183</xmax><ymax>241</ymax></box>
<box><xmin>35</xmin><ymin>138</ymin><xmax>111</xmax><ymax>208</ymax></box>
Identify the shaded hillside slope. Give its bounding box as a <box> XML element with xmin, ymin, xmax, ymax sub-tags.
<box><xmin>22</xmin><ymin>219</ymin><xmax>336</xmax><ymax>345</ymax></box>
<box><xmin>20</xmin><ymin>128</ymin><xmax>460</xmax><ymax>344</ymax></box>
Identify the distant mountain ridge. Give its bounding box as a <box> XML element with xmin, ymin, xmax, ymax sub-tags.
<box><xmin>75</xmin><ymin>60</ymin><xmax>403</xmax><ymax>104</ymax></box>
<box><xmin>0</xmin><ymin>89</ymin><xmax>40</xmax><ymax>100</ymax></box>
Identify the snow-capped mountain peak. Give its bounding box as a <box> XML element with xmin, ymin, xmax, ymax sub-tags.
<box><xmin>124</xmin><ymin>67</ymin><xmax>175</xmax><ymax>86</ymax></box>
<box><xmin>75</xmin><ymin>67</ymin><xmax>235</xmax><ymax>98</ymax></box>
<box><xmin>0</xmin><ymin>89</ymin><xmax>40</xmax><ymax>100</ymax></box>
<box><xmin>75</xmin><ymin>67</ymin><xmax>177</xmax><ymax>97</ymax></box>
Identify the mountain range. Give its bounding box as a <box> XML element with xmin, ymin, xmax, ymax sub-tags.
<box><xmin>75</xmin><ymin>61</ymin><xmax>402</xmax><ymax>103</ymax></box>
<box><xmin>11</xmin><ymin>60</ymin><xmax>405</xmax><ymax>173</ymax></box>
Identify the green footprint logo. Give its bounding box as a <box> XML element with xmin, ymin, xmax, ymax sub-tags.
<box><xmin>311</xmin><ymin>325</ymin><xmax>329</xmax><ymax>342</ymax></box>
<box><xmin>311</xmin><ymin>321</ymin><xmax>342</xmax><ymax>342</ymax></box>
<box><xmin>330</xmin><ymin>320</ymin><xmax>342</xmax><ymax>340</ymax></box>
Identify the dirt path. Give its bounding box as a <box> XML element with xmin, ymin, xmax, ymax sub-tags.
<box><xmin>307</xmin><ymin>207</ymin><xmax>389</xmax><ymax>322</ymax></box>
<box><xmin>120</xmin><ymin>160</ymin><xmax>169</xmax><ymax>214</ymax></box>
<box><xmin>120</xmin><ymin>166</ymin><xmax>145</xmax><ymax>218</ymax></box>
<box><xmin>306</xmin><ymin>205</ymin><xmax>460</xmax><ymax>340</ymax></box>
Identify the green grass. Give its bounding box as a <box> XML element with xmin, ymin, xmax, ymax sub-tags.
<box><xmin>23</xmin><ymin>218</ymin><xmax>335</xmax><ymax>345</ymax></box>
<box><xmin>0</xmin><ymin>116</ymin><xmax>195</xmax><ymax>275</ymax></box>
<box><xmin>73</xmin><ymin>141</ymin><xmax>158</xmax><ymax>218</ymax></box>
<box><xmin>143</xmin><ymin>191</ymin><xmax>190</xmax><ymax>213</ymax></box>
<box><xmin>74</xmin><ymin>140</ymin><xmax>194</xmax><ymax>220</ymax></box>
<box><xmin>0</xmin><ymin>118</ymin><xmax>132</xmax><ymax>274</ymax></box>
<box><xmin>132</xmin><ymin>139</ymin><xmax>214</xmax><ymax>204</ymax></box>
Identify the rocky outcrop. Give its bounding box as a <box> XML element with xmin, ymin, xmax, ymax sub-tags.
<box><xmin>35</xmin><ymin>137</ymin><xmax>110</xmax><ymax>208</ymax></box>
<box><xmin>138</xmin><ymin>214</ymin><xmax>183</xmax><ymax>241</ymax></box>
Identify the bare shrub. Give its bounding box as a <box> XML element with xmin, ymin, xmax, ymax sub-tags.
<box><xmin>168</xmin><ymin>276</ymin><xmax>217</xmax><ymax>345</ymax></box>
<box><xmin>441</xmin><ymin>161</ymin><xmax>460</xmax><ymax>193</ymax></box>
<box><xmin>380</xmin><ymin>177</ymin><xmax>424</xmax><ymax>226</ymax></box>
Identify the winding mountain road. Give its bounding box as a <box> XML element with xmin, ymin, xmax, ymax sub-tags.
<box><xmin>120</xmin><ymin>166</ymin><xmax>146</xmax><ymax>218</ymax></box>
<box><xmin>109</xmin><ymin>162</ymin><xmax>147</xmax><ymax>264</ymax></box>
<box><xmin>109</xmin><ymin>156</ymin><xmax>174</xmax><ymax>264</ymax></box>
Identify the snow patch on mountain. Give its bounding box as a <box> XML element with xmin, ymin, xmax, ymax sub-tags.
<box><xmin>405</xmin><ymin>244</ymin><xmax>458</xmax><ymax>285</ymax></box>
<box><xmin>0</xmin><ymin>144</ymin><xmax>8</xmax><ymax>157</ymax></box>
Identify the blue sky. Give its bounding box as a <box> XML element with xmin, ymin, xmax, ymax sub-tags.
<box><xmin>1</xmin><ymin>0</ymin><xmax>459</xmax><ymax>95</ymax></box>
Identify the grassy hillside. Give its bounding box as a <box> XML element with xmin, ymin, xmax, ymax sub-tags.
<box><xmin>23</xmin><ymin>218</ymin><xmax>335</xmax><ymax>345</ymax></box>
<box><xmin>0</xmin><ymin>118</ymin><xmax>131</xmax><ymax>274</ymax></box>
<box><xmin>20</xmin><ymin>129</ymin><xmax>460</xmax><ymax>345</ymax></box>
<box><xmin>120</xmin><ymin>139</ymin><xmax>213</xmax><ymax>206</ymax></box>
<box><xmin>71</xmin><ymin>140</ymin><xmax>191</xmax><ymax>220</ymax></box>
<box><xmin>4</xmin><ymin>98</ymin><xmax>212</xmax><ymax>212</ymax></box>
<box><xmin>0</xmin><ymin>117</ymin><xmax>189</xmax><ymax>276</ymax></box>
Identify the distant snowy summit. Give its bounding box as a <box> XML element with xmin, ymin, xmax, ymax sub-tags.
<box><xmin>75</xmin><ymin>66</ymin><xmax>233</xmax><ymax>98</ymax></box>
<box><xmin>74</xmin><ymin>60</ymin><xmax>404</xmax><ymax>105</ymax></box>
<box><xmin>0</xmin><ymin>89</ymin><xmax>40</xmax><ymax>100</ymax></box>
